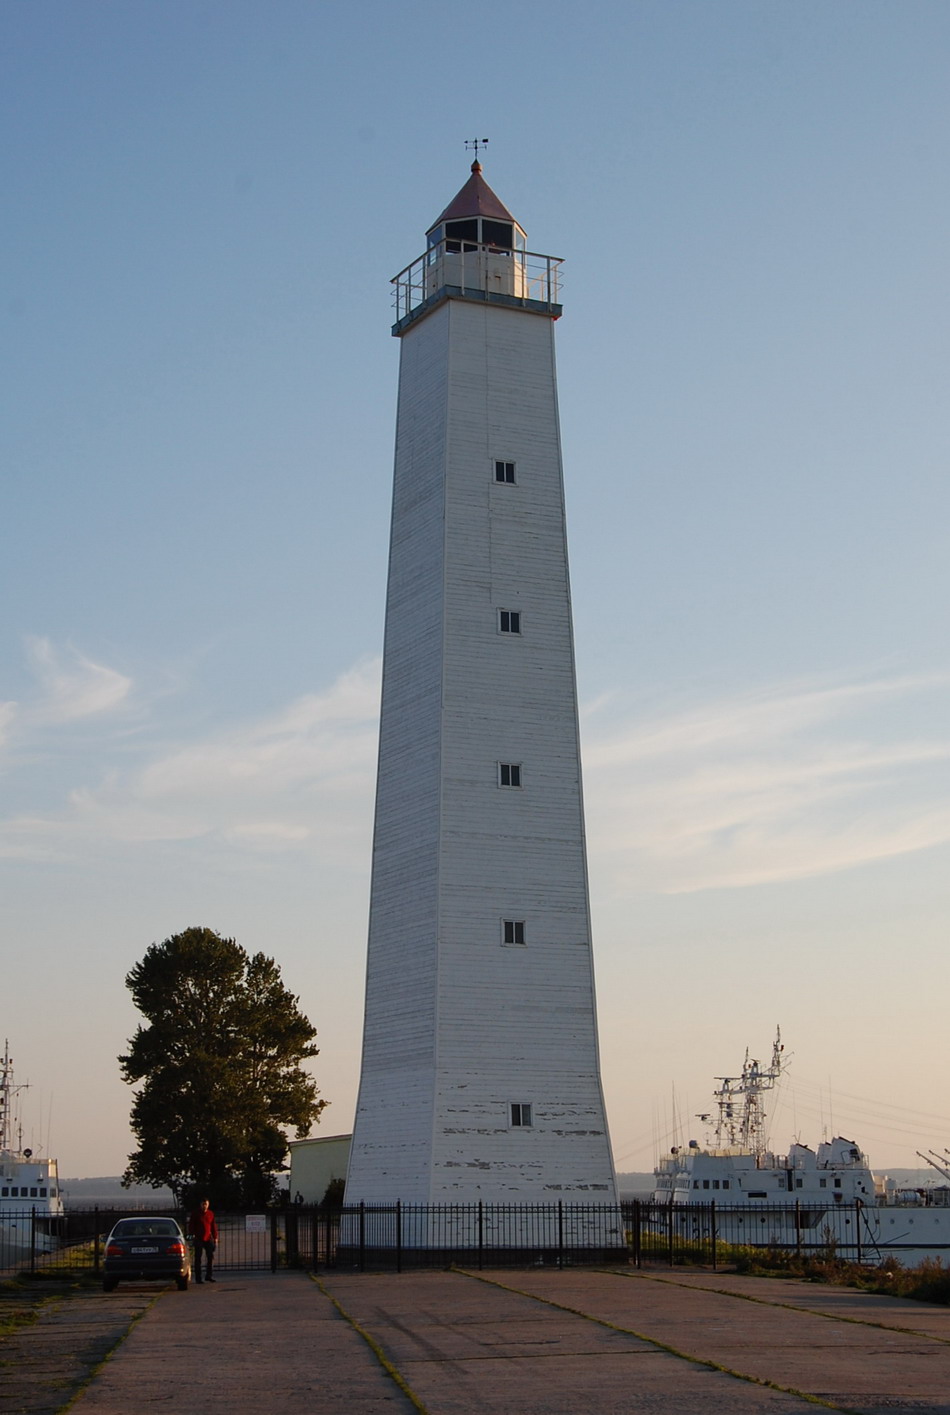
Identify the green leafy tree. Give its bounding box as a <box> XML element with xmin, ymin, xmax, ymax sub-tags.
<box><xmin>120</xmin><ymin>927</ymin><xmax>326</xmax><ymax>1206</ymax></box>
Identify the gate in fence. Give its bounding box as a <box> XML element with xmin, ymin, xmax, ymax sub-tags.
<box><xmin>1</xmin><ymin>1199</ymin><xmax>906</xmax><ymax>1277</ymax></box>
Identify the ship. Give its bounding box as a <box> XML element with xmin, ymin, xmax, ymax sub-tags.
<box><xmin>0</xmin><ymin>1040</ymin><xmax>65</xmax><ymax>1259</ymax></box>
<box><xmin>652</xmin><ymin>1031</ymin><xmax>950</xmax><ymax>1267</ymax></box>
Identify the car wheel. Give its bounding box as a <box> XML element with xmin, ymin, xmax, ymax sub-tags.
<box><xmin>176</xmin><ymin>1275</ymin><xmax>189</xmax><ymax>1290</ymax></box>
<box><xmin>103</xmin><ymin>1278</ymin><xmax>118</xmax><ymax>1292</ymax></box>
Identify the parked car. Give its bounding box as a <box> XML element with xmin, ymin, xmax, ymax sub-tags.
<box><xmin>102</xmin><ymin>1216</ymin><xmax>191</xmax><ymax>1291</ymax></box>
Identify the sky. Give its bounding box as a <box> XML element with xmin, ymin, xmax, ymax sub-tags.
<box><xmin>2</xmin><ymin>0</ymin><xmax>949</xmax><ymax>1182</ymax></box>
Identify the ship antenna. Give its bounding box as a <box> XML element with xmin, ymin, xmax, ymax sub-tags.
<box><xmin>0</xmin><ymin>1041</ymin><xmax>12</xmax><ymax>1153</ymax></box>
<box><xmin>711</xmin><ymin>1028</ymin><xmax>788</xmax><ymax>1156</ymax></box>
<box><xmin>0</xmin><ymin>1041</ymin><xmax>28</xmax><ymax>1157</ymax></box>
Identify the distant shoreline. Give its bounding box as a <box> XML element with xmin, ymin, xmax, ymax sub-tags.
<box><xmin>60</xmin><ymin>1168</ymin><xmax>941</xmax><ymax>1208</ymax></box>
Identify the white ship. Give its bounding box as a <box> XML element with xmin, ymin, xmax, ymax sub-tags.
<box><xmin>0</xmin><ymin>1040</ymin><xmax>64</xmax><ymax>1257</ymax></box>
<box><xmin>652</xmin><ymin>1031</ymin><xmax>950</xmax><ymax>1267</ymax></box>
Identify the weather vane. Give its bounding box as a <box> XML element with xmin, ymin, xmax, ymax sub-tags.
<box><xmin>465</xmin><ymin>137</ymin><xmax>489</xmax><ymax>163</ymax></box>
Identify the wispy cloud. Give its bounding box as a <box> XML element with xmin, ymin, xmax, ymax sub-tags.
<box><xmin>0</xmin><ymin>658</ymin><xmax>381</xmax><ymax>864</ymax></box>
<box><xmin>0</xmin><ymin>701</ymin><xmax>16</xmax><ymax>749</ymax></box>
<box><xmin>26</xmin><ymin>637</ymin><xmax>132</xmax><ymax>723</ymax></box>
<box><xmin>137</xmin><ymin>662</ymin><xmax>378</xmax><ymax>802</ymax></box>
<box><xmin>583</xmin><ymin>673</ymin><xmax>950</xmax><ymax>894</ymax></box>
<box><xmin>2</xmin><ymin>654</ymin><xmax>948</xmax><ymax>893</ymax></box>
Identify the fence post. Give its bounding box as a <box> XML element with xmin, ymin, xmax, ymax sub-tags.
<box><xmin>270</xmin><ymin>1210</ymin><xmax>278</xmax><ymax>1273</ymax></box>
<box><xmin>667</xmin><ymin>1200</ymin><xmax>675</xmax><ymax>1267</ymax></box>
<box><xmin>478</xmin><ymin>1200</ymin><xmax>484</xmax><ymax>1271</ymax></box>
<box><xmin>795</xmin><ymin>1200</ymin><xmax>802</xmax><ymax>1258</ymax></box>
<box><xmin>94</xmin><ymin>1206</ymin><xmax>101</xmax><ymax>1274</ymax></box>
<box><xmin>710</xmin><ymin>1201</ymin><xmax>717</xmax><ymax>1271</ymax></box>
<box><xmin>557</xmin><ymin>1202</ymin><xmax>564</xmax><ymax>1269</ymax></box>
<box><xmin>855</xmin><ymin>1200</ymin><xmax>862</xmax><ymax>1264</ymax></box>
<box><xmin>359</xmin><ymin>1201</ymin><xmax>365</xmax><ymax>1273</ymax></box>
<box><xmin>632</xmin><ymin>1200</ymin><xmax>641</xmax><ymax>1269</ymax></box>
<box><xmin>285</xmin><ymin>1208</ymin><xmax>298</xmax><ymax>1268</ymax></box>
<box><xmin>396</xmin><ymin>1201</ymin><xmax>402</xmax><ymax>1274</ymax></box>
<box><xmin>30</xmin><ymin>1207</ymin><xmax>37</xmax><ymax>1275</ymax></box>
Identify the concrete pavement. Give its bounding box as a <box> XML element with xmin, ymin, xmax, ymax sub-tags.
<box><xmin>64</xmin><ymin>1265</ymin><xmax>950</xmax><ymax>1414</ymax></box>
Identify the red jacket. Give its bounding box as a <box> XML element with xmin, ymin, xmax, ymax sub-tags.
<box><xmin>189</xmin><ymin>1207</ymin><xmax>218</xmax><ymax>1242</ymax></box>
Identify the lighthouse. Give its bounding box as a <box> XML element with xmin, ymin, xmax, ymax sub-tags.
<box><xmin>345</xmin><ymin>163</ymin><xmax>618</xmax><ymax>1210</ymax></box>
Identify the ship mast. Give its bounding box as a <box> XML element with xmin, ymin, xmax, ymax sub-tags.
<box><xmin>703</xmin><ymin>1029</ymin><xmax>787</xmax><ymax>1154</ymax></box>
<box><xmin>0</xmin><ymin>1040</ymin><xmax>26</xmax><ymax>1158</ymax></box>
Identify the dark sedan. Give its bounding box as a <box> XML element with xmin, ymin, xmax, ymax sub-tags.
<box><xmin>102</xmin><ymin>1216</ymin><xmax>191</xmax><ymax>1291</ymax></box>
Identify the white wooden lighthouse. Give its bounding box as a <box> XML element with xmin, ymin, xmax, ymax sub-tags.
<box><xmin>345</xmin><ymin>163</ymin><xmax>618</xmax><ymax>1209</ymax></box>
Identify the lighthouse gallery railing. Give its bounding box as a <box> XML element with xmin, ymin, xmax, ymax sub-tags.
<box><xmin>392</xmin><ymin>238</ymin><xmax>563</xmax><ymax>325</ymax></box>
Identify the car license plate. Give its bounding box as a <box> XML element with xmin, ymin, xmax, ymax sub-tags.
<box><xmin>131</xmin><ymin>1246</ymin><xmax>158</xmax><ymax>1253</ymax></box>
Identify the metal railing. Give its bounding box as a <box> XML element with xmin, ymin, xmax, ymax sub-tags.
<box><xmin>1</xmin><ymin>1207</ymin><xmax>289</xmax><ymax>1277</ymax></box>
<box><xmin>392</xmin><ymin>239</ymin><xmax>563</xmax><ymax>326</ymax></box>
<box><xmin>630</xmin><ymin>1198</ymin><xmax>888</xmax><ymax>1268</ymax></box>
<box><xmin>3</xmin><ymin>1199</ymin><xmax>930</xmax><ymax>1277</ymax></box>
<box><xmin>333</xmin><ymin>1200</ymin><xmax>625</xmax><ymax>1271</ymax></box>
<box><xmin>2</xmin><ymin>1202</ymin><xmax>623</xmax><ymax>1276</ymax></box>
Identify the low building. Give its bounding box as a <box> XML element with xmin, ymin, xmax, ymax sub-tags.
<box><xmin>288</xmin><ymin>1134</ymin><xmax>351</xmax><ymax>1205</ymax></box>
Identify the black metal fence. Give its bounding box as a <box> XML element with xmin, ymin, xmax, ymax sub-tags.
<box><xmin>331</xmin><ymin>1201</ymin><xmax>626</xmax><ymax>1271</ymax></box>
<box><xmin>629</xmin><ymin>1197</ymin><xmax>887</xmax><ymax>1268</ymax></box>
<box><xmin>1</xmin><ymin>1199</ymin><xmax>926</xmax><ymax>1277</ymax></box>
<box><xmin>1</xmin><ymin>1207</ymin><xmax>293</xmax><ymax>1277</ymax></box>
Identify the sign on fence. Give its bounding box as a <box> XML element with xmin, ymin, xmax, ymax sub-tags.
<box><xmin>245</xmin><ymin>1214</ymin><xmax>267</xmax><ymax>1233</ymax></box>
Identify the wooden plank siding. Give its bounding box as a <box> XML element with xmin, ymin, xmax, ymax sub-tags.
<box><xmin>346</xmin><ymin>289</ymin><xmax>618</xmax><ymax>1206</ymax></box>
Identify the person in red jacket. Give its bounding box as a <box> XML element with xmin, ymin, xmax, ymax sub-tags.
<box><xmin>189</xmin><ymin>1197</ymin><xmax>218</xmax><ymax>1283</ymax></box>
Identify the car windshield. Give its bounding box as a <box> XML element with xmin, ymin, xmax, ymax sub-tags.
<box><xmin>112</xmin><ymin>1219</ymin><xmax>180</xmax><ymax>1237</ymax></box>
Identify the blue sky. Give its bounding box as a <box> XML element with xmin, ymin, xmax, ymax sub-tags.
<box><xmin>3</xmin><ymin>1</ymin><xmax>949</xmax><ymax>1179</ymax></box>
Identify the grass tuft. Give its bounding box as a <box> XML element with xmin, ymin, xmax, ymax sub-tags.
<box><xmin>731</xmin><ymin>1247</ymin><xmax>950</xmax><ymax>1303</ymax></box>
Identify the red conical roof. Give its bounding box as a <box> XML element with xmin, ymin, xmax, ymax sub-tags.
<box><xmin>428</xmin><ymin>161</ymin><xmax>517</xmax><ymax>231</ymax></box>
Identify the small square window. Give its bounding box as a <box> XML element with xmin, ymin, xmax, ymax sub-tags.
<box><xmin>39</xmin><ymin>1188</ymin><xmax>47</xmax><ymax>1197</ymax></box>
<box><xmin>494</xmin><ymin>460</ymin><xmax>516</xmax><ymax>484</ymax></box>
<box><xmin>510</xmin><ymin>1102</ymin><xmax>532</xmax><ymax>1127</ymax></box>
<box><xmin>498</xmin><ymin>610</ymin><xmax>521</xmax><ymax>634</ymax></box>
<box><xmin>503</xmin><ymin>919</ymin><xmax>526</xmax><ymax>945</ymax></box>
<box><xmin>1</xmin><ymin>1187</ymin><xmax>7</xmax><ymax>1197</ymax></box>
<box><xmin>498</xmin><ymin>762</ymin><xmax>522</xmax><ymax>788</ymax></box>
<box><xmin>30</xmin><ymin>1187</ymin><xmax>37</xmax><ymax>1198</ymax></box>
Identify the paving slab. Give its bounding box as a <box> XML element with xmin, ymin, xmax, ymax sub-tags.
<box><xmin>636</xmin><ymin>1268</ymin><xmax>950</xmax><ymax>1340</ymax></box>
<box><xmin>58</xmin><ymin>1265</ymin><xmax>950</xmax><ymax>1415</ymax></box>
<box><xmin>322</xmin><ymin>1269</ymin><xmax>834</xmax><ymax>1414</ymax></box>
<box><xmin>72</xmin><ymin>1271</ymin><xmax>415</xmax><ymax>1414</ymax></box>
<box><xmin>0</xmin><ymin>1283</ymin><xmax>154</xmax><ymax>1415</ymax></box>
<box><xmin>484</xmin><ymin>1267</ymin><xmax>950</xmax><ymax>1414</ymax></box>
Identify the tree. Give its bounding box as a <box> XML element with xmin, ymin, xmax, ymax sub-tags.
<box><xmin>120</xmin><ymin>927</ymin><xmax>326</xmax><ymax>1206</ymax></box>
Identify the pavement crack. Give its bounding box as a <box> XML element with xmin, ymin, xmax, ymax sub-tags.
<box><xmin>608</xmin><ymin>1270</ymin><xmax>950</xmax><ymax>1347</ymax></box>
<box><xmin>453</xmin><ymin>1268</ymin><xmax>868</xmax><ymax>1415</ymax></box>
<box><xmin>309</xmin><ymin>1274</ymin><xmax>431</xmax><ymax>1414</ymax></box>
